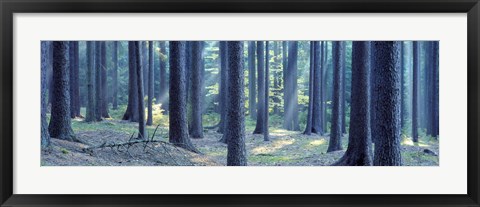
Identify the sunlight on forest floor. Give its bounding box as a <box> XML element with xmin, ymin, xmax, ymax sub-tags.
<box><xmin>43</xmin><ymin>107</ymin><xmax>439</xmax><ymax>166</ymax></box>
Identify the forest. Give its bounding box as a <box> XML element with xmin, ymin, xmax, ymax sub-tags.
<box><xmin>41</xmin><ymin>40</ymin><xmax>439</xmax><ymax>166</ymax></box>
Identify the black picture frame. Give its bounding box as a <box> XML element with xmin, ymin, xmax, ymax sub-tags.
<box><xmin>1</xmin><ymin>0</ymin><xmax>479</xmax><ymax>206</ymax></box>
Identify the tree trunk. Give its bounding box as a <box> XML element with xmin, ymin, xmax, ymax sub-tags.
<box><xmin>100</xmin><ymin>41</ymin><xmax>110</xmax><ymax>118</ymax></box>
<box><xmin>412</xmin><ymin>41</ymin><xmax>419</xmax><ymax>142</ymax></box>
<box><xmin>135</xmin><ymin>41</ymin><xmax>147</xmax><ymax>140</ymax></box>
<box><xmin>158</xmin><ymin>41</ymin><xmax>168</xmax><ymax>114</ymax></box>
<box><xmin>95</xmin><ymin>42</ymin><xmax>103</xmax><ymax>121</ymax></box>
<box><xmin>327</xmin><ymin>41</ymin><xmax>343</xmax><ymax>152</ymax></box>
<box><xmin>41</xmin><ymin>41</ymin><xmax>51</xmax><ymax>149</ymax></box>
<box><xmin>284</xmin><ymin>41</ymin><xmax>300</xmax><ymax>131</ymax></box>
<box><xmin>253</xmin><ymin>41</ymin><xmax>265</xmax><ymax>134</ymax></box>
<box><xmin>122</xmin><ymin>42</ymin><xmax>139</xmax><ymax>122</ymax></box>
<box><xmin>322</xmin><ymin>41</ymin><xmax>329</xmax><ymax>133</ymax></box>
<box><xmin>226</xmin><ymin>41</ymin><xmax>247</xmax><ymax>166</ymax></box>
<box><xmin>69</xmin><ymin>41</ymin><xmax>81</xmax><ymax>118</ymax></box>
<box><xmin>112</xmin><ymin>41</ymin><xmax>119</xmax><ymax>110</ymax></box>
<box><xmin>372</xmin><ymin>41</ymin><xmax>403</xmax><ymax>166</ymax></box>
<box><xmin>48</xmin><ymin>41</ymin><xmax>76</xmax><ymax>141</ymax></box>
<box><xmin>312</xmin><ymin>41</ymin><xmax>323</xmax><ymax>134</ymax></box>
<box><xmin>189</xmin><ymin>41</ymin><xmax>204</xmax><ymax>138</ymax></box>
<box><xmin>304</xmin><ymin>42</ymin><xmax>315</xmax><ymax>135</ymax></box>
<box><xmin>248</xmin><ymin>41</ymin><xmax>257</xmax><ymax>119</ymax></box>
<box><xmin>169</xmin><ymin>41</ymin><xmax>199</xmax><ymax>153</ymax></box>
<box><xmin>282</xmin><ymin>41</ymin><xmax>288</xmax><ymax>120</ymax></box>
<box><xmin>333</xmin><ymin>41</ymin><xmax>372</xmax><ymax>166</ymax></box>
<box><xmin>432</xmin><ymin>41</ymin><xmax>439</xmax><ymax>138</ymax></box>
<box><xmin>147</xmin><ymin>41</ymin><xmax>154</xmax><ymax>126</ymax></box>
<box><xmin>341</xmin><ymin>42</ymin><xmax>347</xmax><ymax>134</ymax></box>
<box><xmin>264</xmin><ymin>41</ymin><xmax>270</xmax><ymax>141</ymax></box>
<box><xmin>217</xmin><ymin>41</ymin><xmax>228</xmax><ymax>135</ymax></box>
<box><xmin>85</xmin><ymin>42</ymin><xmax>96</xmax><ymax>122</ymax></box>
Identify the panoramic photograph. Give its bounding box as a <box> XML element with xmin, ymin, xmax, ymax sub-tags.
<box><xmin>40</xmin><ymin>41</ymin><xmax>439</xmax><ymax>166</ymax></box>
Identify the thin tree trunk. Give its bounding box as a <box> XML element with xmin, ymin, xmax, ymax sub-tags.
<box><xmin>253</xmin><ymin>41</ymin><xmax>265</xmax><ymax>134</ymax></box>
<box><xmin>41</xmin><ymin>41</ymin><xmax>51</xmax><ymax>148</ymax></box>
<box><xmin>264</xmin><ymin>41</ymin><xmax>270</xmax><ymax>141</ymax></box>
<box><xmin>189</xmin><ymin>41</ymin><xmax>204</xmax><ymax>138</ymax></box>
<box><xmin>112</xmin><ymin>41</ymin><xmax>119</xmax><ymax>110</ymax></box>
<box><xmin>412</xmin><ymin>41</ymin><xmax>419</xmax><ymax>142</ymax></box>
<box><xmin>248</xmin><ymin>41</ymin><xmax>257</xmax><ymax>119</ymax></box>
<box><xmin>135</xmin><ymin>41</ymin><xmax>147</xmax><ymax>140</ymax></box>
<box><xmin>327</xmin><ymin>41</ymin><xmax>343</xmax><ymax>152</ymax></box>
<box><xmin>147</xmin><ymin>41</ymin><xmax>154</xmax><ymax>126</ymax></box>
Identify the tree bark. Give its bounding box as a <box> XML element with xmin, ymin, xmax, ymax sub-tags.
<box><xmin>95</xmin><ymin>42</ymin><xmax>103</xmax><ymax>121</ymax></box>
<box><xmin>412</xmin><ymin>41</ymin><xmax>419</xmax><ymax>143</ymax></box>
<box><xmin>147</xmin><ymin>41</ymin><xmax>154</xmax><ymax>126</ymax></box>
<box><xmin>304</xmin><ymin>42</ymin><xmax>315</xmax><ymax>135</ymax></box>
<box><xmin>85</xmin><ymin>42</ymin><xmax>96</xmax><ymax>122</ymax></box>
<box><xmin>189</xmin><ymin>41</ymin><xmax>204</xmax><ymax>138</ymax></box>
<box><xmin>333</xmin><ymin>41</ymin><xmax>372</xmax><ymax>166</ymax></box>
<box><xmin>217</xmin><ymin>41</ymin><xmax>228</xmax><ymax>135</ymax></box>
<box><xmin>327</xmin><ymin>41</ymin><xmax>343</xmax><ymax>152</ymax></box>
<box><xmin>253</xmin><ymin>41</ymin><xmax>265</xmax><ymax>134</ymax></box>
<box><xmin>48</xmin><ymin>41</ymin><xmax>76</xmax><ymax>141</ymax></box>
<box><xmin>100</xmin><ymin>41</ymin><xmax>110</xmax><ymax>118</ymax></box>
<box><xmin>135</xmin><ymin>41</ymin><xmax>147</xmax><ymax>140</ymax></box>
<box><xmin>112</xmin><ymin>41</ymin><xmax>119</xmax><ymax>110</ymax></box>
<box><xmin>169</xmin><ymin>41</ymin><xmax>199</xmax><ymax>153</ymax></box>
<box><xmin>41</xmin><ymin>41</ymin><xmax>51</xmax><ymax>149</ymax></box>
<box><xmin>123</xmin><ymin>41</ymin><xmax>139</xmax><ymax>122</ymax></box>
<box><xmin>226</xmin><ymin>41</ymin><xmax>247</xmax><ymax>166</ymax></box>
<box><xmin>264</xmin><ymin>41</ymin><xmax>270</xmax><ymax>141</ymax></box>
<box><xmin>248</xmin><ymin>41</ymin><xmax>257</xmax><ymax>119</ymax></box>
<box><xmin>372</xmin><ymin>41</ymin><xmax>403</xmax><ymax>166</ymax></box>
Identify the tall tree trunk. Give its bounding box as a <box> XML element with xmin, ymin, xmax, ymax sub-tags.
<box><xmin>264</xmin><ymin>41</ymin><xmax>270</xmax><ymax>141</ymax></box>
<box><xmin>333</xmin><ymin>41</ymin><xmax>372</xmax><ymax>166</ymax></box>
<box><xmin>69</xmin><ymin>41</ymin><xmax>80</xmax><ymax>118</ymax></box>
<box><xmin>248</xmin><ymin>41</ymin><xmax>257</xmax><ymax>119</ymax></box>
<box><xmin>313</xmin><ymin>41</ymin><xmax>323</xmax><ymax>134</ymax></box>
<box><xmin>327</xmin><ymin>41</ymin><xmax>343</xmax><ymax>152</ymax></box>
<box><xmin>135</xmin><ymin>41</ymin><xmax>147</xmax><ymax>139</ymax></box>
<box><xmin>147</xmin><ymin>41</ymin><xmax>154</xmax><ymax>126</ymax></box>
<box><xmin>432</xmin><ymin>41</ymin><xmax>439</xmax><ymax>138</ymax></box>
<box><xmin>169</xmin><ymin>41</ymin><xmax>199</xmax><ymax>153</ymax></box>
<box><xmin>189</xmin><ymin>41</ymin><xmax>204</xmax><ymax>138</ymax></box>
<box><xmin>400</xmin><ymin>42</ymin><xmax>405</xmax><ymax>131</ymax></box>
<box><xmin>95</xmin><ymin>42</ymin><xmax>103</xmax><ymax>121</ymax></box>
<box><xmin>429</xmin><ymin>41</ymin><xmax>439</xmax><ymax>138</ymax></box>
<box><xmin>69</xmin><ymin>41</ymin><xmax>81</xmax><ymax>118</ymax></box>
<box><xmin>412</xmin><ymin>41</ymin><xmax>419</xmax><ymax>142</ymax></box>
<box><xmin>282</xmin><ymin>41</ymin><xmax>288</xmax><ymax>120</ymax></box>
<box><xmin>284</xmin><ymin>41</ymin><xmax>300</xmax><ymax>131</ymax></box>
<box><xmin>48</xmin><ymin>41</ymin><xmax>76</xmax><ymax>141</ymax></box>
<box><xmin>123</xmin><ymin>42</ymin><xmax>139</xmax><ymax>122</ymax></box>
<box><xmin>112</xmin><ymin>41</ymin><xmax>118</xmax><ymax>110</ymax></box>
<box><xmin>85</xmin><ymin>42</ymin><xmax>96</xmax><ymax>122</ymax></box>
<box><xmin>322</xmin><ymin>41</ymin><xmax>329</xmax><ymax>132</ymax></box>
<box><xmin>226</xmin><ymin>41</ymin><xmax>247</xmax><ymax>166</ymax></box>
<box><xmin>341</xmin><ymin>42</ymin><xmax>347</xmax><ymax>134</ymax></box>
<box><xmin>272</xmin><ymin>41</ymin><xmax>280</xmax><ymax>115</ymax></box>
<box><xmin>100</xmin><ymin>41</ymin><xmax>110</xmax><ymax>118</ymax></box>
<box><xmin>218</xmin><ymin>41</ymin><xmax>228</xmax><ymax>135</ymax></box>
<box><xmin>41</xmin><ymin>41</ymin><xmax>51</xmax><ymax>149</ymax></box>
<box><xmin>253</xmin><ymin>41</ymin><xmax>265</xmax><ymax>134</ymax></box>
<box><xmin>424</xmin><ymin>42</ymin><xmax>431</xmax><ymax>134</ymax></box>
<box><xmin>158</xmin><ymin>41</ymin><xmax>168</xmax><ymax>114</ymax></box>
<box><xmin>304</xmin><ymin>42</ymin><xmax>315</xmax><ymax>135</ymax></box>
<box><xmin>372</xmin><ymin>41</ymin><xmax>403</xmax><ymax>166</ymax></box>
<box><xmin>142</xmin><ymin>41</ymin><xmax>148</xmax><ymax>97</ymax></box>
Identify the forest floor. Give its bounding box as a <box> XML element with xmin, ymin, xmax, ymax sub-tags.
<box><xmin>42</xmin><ymin>107</ymin><xmax>439</xmax><ymax>166</ymax></box>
